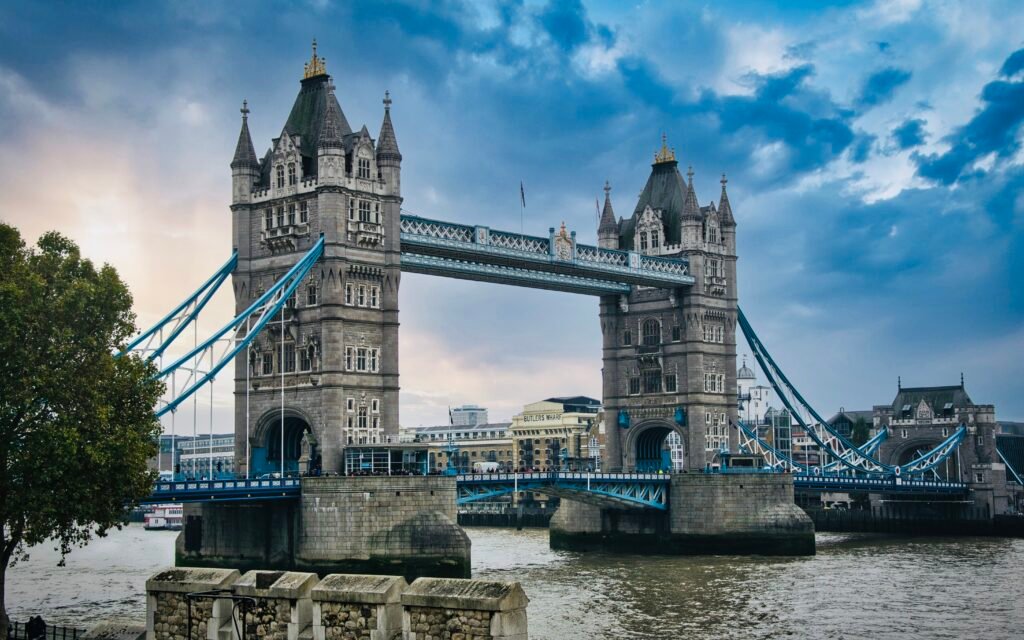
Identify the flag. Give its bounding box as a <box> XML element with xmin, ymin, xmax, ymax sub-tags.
<box><xmin>520</xmin><ymin>181</ymin><xmax>526</xmax><ymax>208</ymax></box>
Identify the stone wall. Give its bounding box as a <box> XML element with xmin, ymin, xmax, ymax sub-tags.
<box><xmin>145</xmin><ymin>568</ymin><xmax>526</xmax><ymax>640</ymax></box>
<box><xmin>298</xmin><ymin>476</ymin><xmax>470</xmax><ymax>579</ymax></box>
<box><xmin>176</xmin><ymin>476</ymin><xmax>470</xmax><ymax>580</ymax></box>
<box><xmin>550</xmin><ymin>473</ymin><xmax>814</xmax><ymax>556</ymax></box>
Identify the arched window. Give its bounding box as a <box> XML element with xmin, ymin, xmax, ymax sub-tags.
<box><xmin>276</xmin><ymin>165</ymin><xmax>285</xmax><ymax>189</ymax></box>
<box><xmin>642</xmin><ymin>318</ymin><xmax>660</xmax><ymax>346</ymax></box>
<box><xmin>288</xmin><ymin>163</ymin><xmax>297</xmax><ymax>185</ymax></box>
<box><xmin>639</xmin><ymin>232</ymin><xmax>648</xmax><ymax>251</ymax></box>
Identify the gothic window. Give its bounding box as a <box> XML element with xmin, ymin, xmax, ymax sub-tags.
<box><xmin>371</xmin><ymin>399</ymin><xmax>380</xmax><ymax>413</ymax></box>
<box><xmin>651</xmin><ymin>232</ymin><xmax>660</xmax><ymax>249</ymax></box>
<box><xmin>643</xmin><ymin>370</ymin><xmax>662</xmax><ymax>394</ymax></box>
<box><xmin>264</xmin><ymin>209</ymin><xmax>273</xmax><ymax>230</ymax></box>
<box><xmin>706</xmin><ymin>222</ymin><xmax>719</xmax><ymax>244</ymax></box>
<box><xmin>703</xmin><ymin>373</ymin><xmax>725</xmax><ymax>393</ymax></box>
<box><xmin>639</xmin><ymin>232</ymin><xmax>648</xmax><ymax>251</ymax></box>
<box><xmin>276</xmin><ymin>165</ymin><xmax>285</xmax><ymax>189</ymax></box>
<box><xmin>369</xmin><ymin>348</ymin><xmax>379</xmax><ymax>372</ymax></box>
<box><xmin>348</xmin><ymin>199</ymin><xmax>355</xmax><ymax>221</ymax></box>
<box><xmin>306</xmin><ymin>283</ymin><xmax>318</xmax><ymax>306</ymax></box>
<box><xmin>707</xmin><ymin>258</ymin><xmax>722</xmax><ymax>278</ymax></box>
<box><xmin>283</xmin><ymin>343</ymin><xmax>296</xmax><ymax>373</ymax></box>
<box><xmin>287</xmin><ymin>163</ymin><xmax>297</xmax><ymax>186</ymax></box>
<box><xmin>359</xmin><ymin>200</ymin><xmax>371</xmax><ymax>222</ymax></box>
<box><xmin>642</xmin><ymin>319</ymin><xmax>660</xmax><ymax>346</ymax></box>
<box><xmin>299</xmin><ymin>346</ymin><xmax>312</xmax><ymax>371</ymax></box>
<box><xmin>346</xmin><ymin>398</ymin><xmax>355</xmax><ymax>412</ymax></box>
<box><xmin>345</xmin><ymin>347</ymin><xmax>353</xmax><ymax>371</ymax></box>
<box><xmin>276</xmin><ymin>207</ymin><xmax>285</xmax><ymax>227</ymax></box>
<box><xmin>629</xmin><ymin>377</ymin><xmax>640</xmax><ymax>395</ymax></box>
<box><xmin>356</xmin><ymin>348</ymin><xmax>367</xmax><ymax>371</ymax></box>
<box><xmin>262</xmin><ymin>352</ymin><xmax>273</xmax><ymax>375</ymax></box>
<box><xmin>703</xmin><ymin>324</ymin><xmax>724</xmax><ymax>343</ymax></box>
<box><xmin>372</xmin><ymin>417</ymin><xmax>380</xmax><ymax>431</ymax></box>
<box><xmin>300</xmin><ymin>201</ymin><xmax>309</xmax><ymax>223</ymax></box>
<box><xmin>672</xmin><ymin>325</ymin><xmax>682</xmax><ymax>342</ymax></box>
<box><xmin>357</xmin><ymin>285</ymin><xmax>366</xmax><ymax>307</ymax></box>
<box><xmin>358</xmin><ymin>157</ymin><xmax>371</xmax><ymax>179</ymax></box>
<box><xmin>288</xmin><ymin>204</ymin><xmax>296</xmax><ymax>226</ymax></box>
<box><xmin>665</xmin><ymin>374</ymin><xmax>678</xmax><ymax>393</ymax></box>
<box><xmin>358</xmin><ymin>407</ymin><xmax>368</xmax><ymax>429</ymax></box>
<box><xmin>344</xmin><ymin>283</ymin><xmax>353</xmax><ymax>305</ymax></box>
<box><xmin>623</xmin><ymin>330</ymin><xmax>632</xmax><ymax>346</ymax></box>
<box><xmin>370</xmin><ymin>286</ymin><xmax>379</xmax><ymax>308</ymax></box>
<box><xmin>374</xmin><ymin>202</ymin><xmax>381</xmax><ymax>224</ymax></box>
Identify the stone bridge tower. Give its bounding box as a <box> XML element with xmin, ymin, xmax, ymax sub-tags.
<box><xmin>229</xmin><ymin>43</ymin><xmax>402</xmax><ymax>475</ymax></box>
<box><xmin>599</xmin><ymin>137</ymin><xmax>738</xmax><ymax>471</ymax></box>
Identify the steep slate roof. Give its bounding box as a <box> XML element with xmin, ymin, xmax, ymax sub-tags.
<box><xmin>598</xmin><ymin>181</ymin><xmax>617</xmax><ymax>234</ymax></box>
<box><xmin>545</xmin><ymin>396</ymin><xmax>601</xmax><ymax>413</ymax></box>
<box><xmin>376</xmin><ymin>91</ymin><xmax>401</xmax><ymax>162</ymax></box>
<box><xmin>996</xmin><ymin>435</ymin><xmax>1024</xmax><ymax>485</ymax></box>
<box><xmin>890</xmin><ymin>385</ymin><xmax>973</xmax><ymax>411</ymax></box>
<box><xmin>718</xmin><ymin>175</ymin><xmax>735</xmax><ymax>226</ymax></box>
<box><xmin>231</xmin><ymin>102</ymin><xmax>259</xmax><ymax>169</ymax></box>
<box><xmin>282</xmin><ymin>75</ymin><xmax>352</xmax><ymax>162</ymax></box>
<box><xmin>620</xmin><ymin>159</ymin><xmax>691</xmax><ymax>250</ymax></box>
<box><xmin>828</xmin><ymin>410</ymin><xmax>873</xmax><ymax>424</ymax></box>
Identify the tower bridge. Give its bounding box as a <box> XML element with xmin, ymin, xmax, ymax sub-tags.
<box><xmin>125</xmin><ymin>45</ymin><xmax>1020</xmax><ymax>577</ymax></box>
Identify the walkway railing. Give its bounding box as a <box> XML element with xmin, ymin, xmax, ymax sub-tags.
<box><xmin>144</xmin><ymin>477</ymin><xmax>301</xmax><ymax>503</ymax></box>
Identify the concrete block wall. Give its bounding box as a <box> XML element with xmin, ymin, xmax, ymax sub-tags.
<box><xmin>669</xmin><ymin>473</ymin><xmax>809</xmax><ymax>534</ymax></box>
<box><xmin>145</xmin><ymin>568</ymin><xmax>527</xmax><ymax>640</ymax></box>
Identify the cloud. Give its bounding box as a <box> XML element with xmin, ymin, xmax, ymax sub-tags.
<box><xmin>914</xmin><ymin>48</ymin><xmax>1024</xmax><ymax>184</ymax></box>
<box><xmin>891</xmin><ymin>118</ymin><xmax>927</xmax><ymax>149</ymax></box>
<box><xmin>1000</xmin><ymin>48</ymin><xmax>1024</xmax><ymax>77</ymax></box>
<box><xmin>855</xmin><ymin>66</ymin><xmax>912</xmax><ymax>108</ymax></box>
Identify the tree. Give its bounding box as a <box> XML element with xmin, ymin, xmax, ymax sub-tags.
<box><xmin>0</xmin><ymin>224</ymin><xmax>163</xmax><ymax>637</ymax></box>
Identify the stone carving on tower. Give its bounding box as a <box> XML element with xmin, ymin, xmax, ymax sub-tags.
<box><xmin>229</xmin><ymin>42</ymin><xmax>403</xmax><ymax>476</ymax></box>
<box><xmin>598</xmin><ymin>134</ymin><xmax>739</xmax><ymax>471</ymax></box>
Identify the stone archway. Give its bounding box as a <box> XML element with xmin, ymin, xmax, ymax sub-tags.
<box><xmin>623</xmin><ymin>419</ymin><xmax>685</xmax><ymax>472</ymax></box>
<box><xmin>251</xmin><ymin>408</ymin><xmax>317</xmax><ymax>476</ymax></box>
<box><xmin>888</xmin><ymin>438</ymin><xmax>954</xmax><ymax>480</ymax></box>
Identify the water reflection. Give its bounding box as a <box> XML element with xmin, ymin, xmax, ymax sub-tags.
<box><xmin>7</xmin><ymin>526</ymin><xmax>1023</xmax><ymax>640</ymax></box>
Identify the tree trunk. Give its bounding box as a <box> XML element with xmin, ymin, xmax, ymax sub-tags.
<box><xmin>0</xmin><ymin>560</ymin><xmax>9</xmax><ymax>640</ymax></box>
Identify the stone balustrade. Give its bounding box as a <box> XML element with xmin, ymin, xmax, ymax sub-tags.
<box><xmin>146</xmin><ymin>567</ymin><xmax>528</xmax><ymax>640</ymax></box>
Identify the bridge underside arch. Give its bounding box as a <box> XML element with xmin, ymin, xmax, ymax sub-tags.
<box><xmin>889</xmin><ymin>438</ymin><xmax>955</xmax><ymax>479</ymax></box>
<box><xmin>623</xmin><ymin>420</ymin><xmax>683</xmax><ymax>472</ymax></box>
<box><xmin>251</xmin><ymin>408</ymin><xmax>319</xmax><ymax>476</ymax></box>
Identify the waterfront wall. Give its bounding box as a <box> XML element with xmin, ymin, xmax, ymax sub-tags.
<box><xmin>176</xmin><ymin>476</ymin><xmax>470</xmax><ymax>580</ymax></box>
<box><xmin>145</xmin><ymin>567</ymin><xmax>528</xmax><ymax>640</ymax></box>
<box><xmin>807</xmin><ymin>506</ymin><xmax>1024</xmax><ymax>537</ymax></box>
<box><xmin>550</xmin><ymin>473</ymin><xmax>815</xmax><ymax>555</ymax></box>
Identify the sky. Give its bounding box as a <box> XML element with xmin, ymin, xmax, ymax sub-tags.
<box><xmin>1</xmin><ymin>0</ymin><xmax>1023</xmax><ymax>430</ymax></box>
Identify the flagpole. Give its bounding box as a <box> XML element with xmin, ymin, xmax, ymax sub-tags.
<box><xmin>519</xmin><ymin>181</ymin><xmax>525</xmax><ymax>236</ymax></box>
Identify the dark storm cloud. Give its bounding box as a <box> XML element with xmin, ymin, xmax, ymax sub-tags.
<box><xmin>891</xmin><ymin>118</ymin><xmax>927</xmax><ymax>149</ymax></box>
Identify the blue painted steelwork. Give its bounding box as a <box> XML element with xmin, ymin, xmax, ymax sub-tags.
<box><xmin>118</xmin><ymin>251</ymin><xmax>238</xmax><ymax>361</ymax></box>
<box><xmin>737</xmin><ymin>307</ymin><xmax>966</xmax><ymax>478</ymax></box>
<box><xmin>153</xmin><ymin>237</ymin><xmax>325</xmax><ymax>417</ymax></box>
<box><xmin>793</xmin><ymin>474</ymin><xmax>967</xmax><ymax>494</ymax></box>
<box><xmin>401</xmin><ymin>253</ymin><xmax>631</xmax><ymax>296</ymax></box>
<box><xmin>143</xmin><ymin>478</ymin><xmax>301</xmax><ymax>504</ymax></box>
<box><xmin>399</xmin><ymin>214</ymin><xmax>694</xmax><ymax>291</ymax></box>
<box><xmin>454</xmin><ymin>472</ymin><xmax>670</xmax><ymax>510</ymax></box>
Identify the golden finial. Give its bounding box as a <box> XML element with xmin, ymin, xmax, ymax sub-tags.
<box><xmin>303</xmin><ymin>38</ymin><xmax>327</xmax><ymax>79</ymax></box>
<box><xmin>654</xmin><ymin>132</ymin><xmax>676</xmax><ymax>163</ymax></box>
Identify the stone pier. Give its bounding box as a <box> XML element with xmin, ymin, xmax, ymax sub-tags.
<box><xmin>177</xmin><ymin>476</ymin><xmax>470</xmax><ymax>580</ymax></box>
<box><xmin>550</xmin><ymin>473</ymin><xmax>815</xmax><ymax>555</ymax></box>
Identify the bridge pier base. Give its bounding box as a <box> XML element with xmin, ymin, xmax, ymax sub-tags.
<box><xmin>550</xmin><ymin>474</ymin><xmax>814</xmax><ymax>555</ymax></box>
<box><xmin>176</xmin><ymin>476</ymin><xmax>471</xmax><ymax>581</ymax></box>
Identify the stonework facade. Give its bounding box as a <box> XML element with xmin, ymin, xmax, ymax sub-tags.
<box><xmin>230</xmin><ymin>46</ymin><xmax>403</xmax><ymax>475</ymax></box>
<box><xmin>598</xmin><ymin>139</ymin><xmax>739</xmax><ymax>471</ymax></box>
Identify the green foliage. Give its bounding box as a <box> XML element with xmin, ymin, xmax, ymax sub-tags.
<box><xmin>851</xmin><ymin>416</ymin><xmax>871</xmax><ymax>447</ymax></box>
<box><xmin>0</xmin><ymin>223</ymin><xmax>163</xmax><ymax>619</ymax></box>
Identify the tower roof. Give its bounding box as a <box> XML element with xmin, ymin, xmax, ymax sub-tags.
<box><xmin>376</xmin><ymin>90</ymin><xmax>402</xmax><ymax>163</ymax></box>
<box><xmin>718</xmin><ymin>174</ymin><xmax>735</xmax><ymax>226</ymax></box>
<box><xmin>318</xmin><ymin>80</ymin><xmax>345</xmax><ymax>149</ymax></box>
<box><xmin>619</xmin><ymin>137</ymin><xmax>691</xmax><ymax>248</ymax></box>
<box><xmin>231</xmin><ymin>100</ymin><xmax>259</xmax><ymax>169</ymax></box>
<box><xmin>738</xmin><ymin>357</ymin><xmax>756</xmax><ymax>380</ymax></box>
<box><xmin>681</xmin><ymin>166</ymin><xmax>701</xmax><ymax>220</ymax></box>
<box><xmin>282</xmin><ymin>71</ymin><xmax>352</xmax><ymax>160</ymax></box>
<box><xmin>598</xmin><ymin>181</ymin><xmax>617</xmax><ymax>234</ymax></box>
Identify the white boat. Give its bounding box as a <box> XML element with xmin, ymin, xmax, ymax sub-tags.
<box><xmin>144</xmin><ymin>504</ymin><xmax>183</xmax><ymax>530</ymax></box>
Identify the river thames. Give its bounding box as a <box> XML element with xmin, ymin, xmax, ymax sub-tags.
<box><xmin>8</xmin><ymin>525</ymin><xmax>1023</xmax><ymax>639</ymax></box>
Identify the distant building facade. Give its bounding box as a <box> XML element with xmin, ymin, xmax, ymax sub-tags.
<box><xmin>450</xmin><ymin>405</ymin><xmax>488</xmax><ymax>426</ymax></box>
<box><xmin>737</xmin><ymin>357</ymin><xmax>772</xmax><ymax>425</ymax></box>
<box><xmin>510</xmin><ymin>396</ymin><xmax>602</xmax><ymax>471</ymax></box>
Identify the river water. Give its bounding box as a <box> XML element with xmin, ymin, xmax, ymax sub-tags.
<box><xmin>8</xmin><ymin>525</ymin><xmax>1023</xmax><ymax>639</ymax></box>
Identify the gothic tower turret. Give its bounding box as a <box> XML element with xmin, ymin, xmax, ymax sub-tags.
<box><xmin>597</xmin><ymin>181</ymin><xmax>619</xmax><ymax>249</ymax></box>
<box><xmin>376</xmin><ymin>91</ymin><xmax>402</xmax><ymax>198</ymax></box>
<box><xmin>231</xmin><ymin>100</ymin><xmax>259</xmax><ymax>205</ymax></box>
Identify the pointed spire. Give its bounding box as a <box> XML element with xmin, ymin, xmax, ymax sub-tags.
<box><xmin>718</xmin><ymin>173</ymin><xmax>735</xmax><ymax>226</ymax></box>
<box><xmin>318</xmin><ymin>80</ymin><xmax>343</xmax><ymax>150</ymax></box>
<box><xmin>654</xmin><ymin>132</ymin><xmax>676</xmax><ymax>164</ymax></box>
<box><xmin>231</xmin><ymin>99</ymin><xmax>259</xmax><ymax>168</ymax></box>
<box><xmin>377</xmin><ymin>90</ymin><xmax>402</xmax><ymax>164</ymax></box>
<box><xmin>682</xmin><ymin>165</ymin><xmax>701</xmax><ymax>220</ymax></box>
<box><xmin>598</xmin><ymin>180</ymin><xmax>617</xmax><ymax>233</ymax></box>
<box><xmin>303</xmin><ymin>38</ymin><xmax>327</xmax><ymax>79</ymax></box>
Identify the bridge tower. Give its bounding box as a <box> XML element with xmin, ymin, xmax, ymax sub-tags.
<box><xmin>599</xmin><ymin>137</ymin><xmax>738</xmax><ymax>471</ymax></box>
<box><xmin>229</xmin><ymin>43</ymin><xmax>402</xmax><ymax>475</ymax></box>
